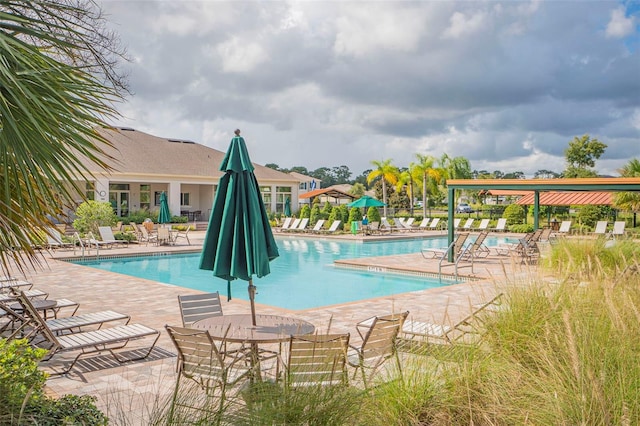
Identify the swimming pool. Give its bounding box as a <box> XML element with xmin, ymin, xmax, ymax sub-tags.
<box><xmin>73</xmin><ymin>235</ymin><xmax>515</xmax><ymax>310</ymax></box>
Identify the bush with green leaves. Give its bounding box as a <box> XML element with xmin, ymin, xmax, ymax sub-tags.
<box><xmin>0</xmin><ymin>339</ymin><xmax>108</xmax><ymax>424</ymax></box>
<box><xmin>337</xmin><ymin>205</ymin><xmax>350</xmax><ymax>225</ymax></box>
<box><xmin>576</xmin><ymin>204</ymin><xmax>604</xmax><ymax>228</ymax></box>
<box><xmin>299</xmin><ymin>204</ymin><xmax>311</xmax><ymax>219</ymax></box>
<box><xmin>321</xmin><ymin>201</ymin><xmax>333</xmax><ymax>219</ymax></box>
<box><xmin>509</xmin><ymin>223</ymin><xmax>534</xmax><ymax>233</ymax></box>
<box><xmin>367</xmin><ymin>206</ymin><xmax>381</xmax><ymax>223</ymax></box>
<box><xmin>73</xmin><ymin>200</ymin><xmax>116</xmax><ymax>234</ymax></box>
<box><xmin>503</xmin><ymin>203</ymin><xmax>525</xmax><ymax>225</ymax></box>
<box><xmin>310</xmin><ymin>204</ymin><xmax>321</xmax><ymax>224</ymax></box>
<box><xmin>348</xmin><ymin>207</ymin><xmax>361</xmax><ymax>223</ymax></box>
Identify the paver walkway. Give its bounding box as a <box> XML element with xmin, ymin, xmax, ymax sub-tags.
<box><xmin>15</xmin><ymin>229</ymin><xmax>539</xmax><ymax>423</ymax></box>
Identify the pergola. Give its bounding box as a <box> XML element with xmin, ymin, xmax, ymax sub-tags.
<box><xmin>444</xmin><ymin>178</ymin><xmax>640</xmax><ymax>261</ymax></box>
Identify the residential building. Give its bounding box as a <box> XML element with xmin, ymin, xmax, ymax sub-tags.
<box><xmin>70</xmin><ymin>127</ymin><xmax>300</xmax><ymax>219</ymax></box>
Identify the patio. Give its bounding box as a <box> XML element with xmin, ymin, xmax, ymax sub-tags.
<box><xmin>24</xmin><ymin>229</ymin><xmax>537</xmax><ymax>423</ymax></box>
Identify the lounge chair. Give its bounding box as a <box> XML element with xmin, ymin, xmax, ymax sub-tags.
<box><xmin>164</xmin><ymin>325</ymin><xmax>251</xmax><ymax>416</ymax></box>
<box><xmin>490</xmin><ymin>218</ymin><xmax>507</xmax><ymax>232</ymax></box>
<box><xmin>279</xmin><ymin>217</ymin><xmax>293</xmax><ymax>232</ymax></box>
<box><xmin>364</xmin><ymin>221</ymin><xmax>380</xmax><ymax>235</ymax></box>
<box><xmin>173</xmin><ymin>227</ymin><xmax>191</xmax><ymax>245</ymax></box>
<box><xmin>428</xmin><ymin>217</ymin><xmax>441</xmax><ymax>231</ymax></box>
<box><xmin>474</xmin><ymin>218</ymin><xmax>490</xmax><ymax>232</ymax></box>
<box><xmin>296</xmin><ymin>218</ymin><xmax>309</xmax><ymax>232</ymax></box>
<box><xmin>460</xmin><ymin>231</ymin><xmax>490</xmax><ymax>259</ymax></box>
<box><xmin>380</xmin><ymin>218</ymin><xmax>399</xmax><ymax>233</ymax></box>
<box><xmin>416</xmin><ymin>218</ymin><xmax>430</xmax><ymax>230</ymax></box>
<box><xmin>611</xmin><ymin>221</ymin><xmax>626</xmax><ymax>238</ymax></box>
<box><xmin>549</xmin><ymin>220</ymin><xmax>571</xmax><ymax>244</ymax></box>
<box><xmin>86</xmin><ymin>231</ymin><xmax>115</xmax><ymax>251</ymax></box>
<box><xmin>320</xmin><ymin>220</ymin><xmax>341</xmax><ymax>234</ymax></box>
<box><xmin>421</xmin><ymin>233</ymin><xmax>469</xmax><ymax>260</ymax></box>
<box><xmin>98</xmin><ymin>226</ymin><xmax>129</xmax><ymax>247</ymax></box>
<box><xmin>178</xmin><ymin>292</ymin><xmax>224</xmax><ymax>327</ymax></box>
<box><xmin>309</xmin><ymin>219</ymin><xmax>325</xmax><ymax>233</ymax></box>
<box><xmin>402</xmin><ymin>294</ymin><xmax>503</xmax><ymax>345</ymax></box>
<box><xmin>138</xmin><ymin>226</ymin><xmax>158</xmax><ymax>245</ymax></box>
<box><xmin>461</xmin><ymin>218</ymin><xmax>475</xmax><ymax>231</ymax></box>
<box><xmin>537</xmin><ymin>227</ymin><xmax>553</xmax><ymax>243</ymax></box>
<box><xmin>287</xmin><ymin>218</ymin><xmax>302</xmax><ymax>232</ymax></box>
<box><xmin>285</xmin><ymin>333</ymin><xmax>350</xmax><ymax>388</ymax></box>
<box><xmin>0</xmin><ymin>288</ymin><xmax>48</xmax><ymax>303</ymax></box>
<box><xmin>452</xmin><ymin>218</ymin><xmax>461</xmax><ymax>230</ymax></box>
<box><xmin>348</xmin><ymin>311</ymin><xmax>408</xmax><ymax>387</ymax></box>
<box><xmin>17</xmin><ymin>291</ymin><xmax>159</xmax><ymax>375</ymax></box>
<box><xmin>593</xmin><ymin>221</ymin><xmax>608</xmax><ymax>237</ymax></box>
<box><xmin>0</xmin><ymin>279</ymin><xmax>32</xmax><ymax>293</ymax></box>
<box><xmin>44</xmin><ymin>227</ymin><xmax>74</xmax><ymax>251</ymax></box>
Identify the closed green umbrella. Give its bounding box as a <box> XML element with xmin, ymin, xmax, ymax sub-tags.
<box><xmin>284</xmin><ymin>197</ymin><xmax>291</xmax><ymax>217</ymax></box>
<box><xmin>199</xmin><ymin>130</ymin><xmax>279</xmax><ymax>326</ymax></box>
<box><xmin>158</xmin><ymin>191</ymin><xmax>171</xmax><ymax>224</ymax></box>
<box><xmin>347</xmin><ymin>195</ymin><xmax>386</xmax><ymax>209</ymax></box>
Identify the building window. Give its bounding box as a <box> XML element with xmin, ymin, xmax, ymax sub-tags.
<box><xmin>299</xmin><ymin>182</ymin><xmax>307</xmax><ymax>191</ymax></box>
<box><xmin>180</xmin><ymin>193</ymin><xmax>190</xmax><ymax>206</ymax></box>
<box><xmin>276</xmin><ymin>186</ymin><xmax>292</xmax><ymax>213</ymax></box>
<box><xmin>85</xmin><ymin>182</ymin><xmax>95</xmax><ymax>200</ymax></box>
<box><xmin>140</xmin><ymin>184</ymin><xmax>150</xmax><ymax>211</ymax></box>
<box><xmin>260</xmin><ymin>186</ymin><xmax>272</xmax><ymax>207</ymax></box>
<box><xmin>154</xmin><ymin>191</ymin><xmax>162</xmax><ymax>206</ymax></box>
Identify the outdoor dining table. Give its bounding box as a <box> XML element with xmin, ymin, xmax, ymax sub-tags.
<box><xmin>193</xmin><ymin>313</ymin><xmax>315</xmax><ymax>380</ymax></box>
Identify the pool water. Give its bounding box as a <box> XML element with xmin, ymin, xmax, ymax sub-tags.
<box><xmin>73</xmin><ymin>235</ymin><xmax>516</xmax><ymax>310</ymax></box>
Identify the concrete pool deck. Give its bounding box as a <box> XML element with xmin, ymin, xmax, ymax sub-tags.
<box><xmin>17</xmin><ymin>229</ymin><xmax>541</xmax><ymax>423</ymax></box>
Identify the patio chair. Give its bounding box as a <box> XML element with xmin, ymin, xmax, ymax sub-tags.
<box><xmin>0</xmin><ymin>279</ymin><xmax>32</xmax><ymax>293</ymax></box>
<box><xmin>44</xmin><ymin>227</ymin><xmax>74</xmax><ymax>251</ymax></box>
<box><xmin>320</xmin><ymin>220</ymin><xmax>342</xmax><ymax>234</ymax></box>
<box><xmin>428</xmin><ymin>217</ymin><xmax>441</xmax><ymax>230</ymax></box>
<box><xmin>461</xmin><ymin>218</ymin><xmax>475</xmax><ymax>231</ymax></box>
<box><xmin>402</xmin><ymin>293</ymin><xmax>503</xmax><ymax>345</ymax></box>
<box><xmin>178</xmin><ymin>292</ymin><xmax>224</xmax><ymax>327</ymax></box>
<box><xmin>98</xmin><ymin>226</ymin><xmax>128</xmax><ymax>247</ymax></box>
<box><xmin>416</xmin><ymin>218</ymin><xmax>430</xmax><ymax>230</ymax></box>
<box><xmin>421</xmin><ymin>233</ymin><xmax>469</xmax><ymax>260</ymax></box>
<box><xmin>286</xmin><ymin>218</ymin><xmax>302</xmax><ymax>232</ymax></box>
<box><xmin>309</xmin><ymin>219</ymin><xmax>325</xmax><ymax>233</ymax></box>
<box><xmin>16</xmin><ymin>291</ymin><xmax>159</xmax><ymax>375</ymax></box>
<box><xmin>611</xmin><ymin>221</ymin><xmax>626</xmax><ymax>239</ymax></box>
<box><xmin>285</xmin><ymin>333</ymin><xmax>350</xmax><ymax>388</ymax></box>
<box><xmin>0</xmin><ymin>301</ymin><xmax>31</xmax><ymax>340</ymax></box>
<box><xmin>173</xmin><ymin>226</ymin><xmax>191</xmax><ymax>245</ymax></box>
<box><xmin>474</xmin><ymin>218</ymin><xmax>490</xmax><ymax>232</ymax></box>
<box><xmin>165</xmin><ymin>325</ymin><xmax>252</xmax><ymax>417</ymax></box>
<box><xmin>296</xmin><ymin>218</ymin><xmax>309</xmax><ymax>232</ymax></box>
<box><xmin>453</xmin><ymin>218</ymin><xmax>462</xmax><ymax>230</ymax></box>
<box><xmin>490</xmin><ymin>218</ymin><xmax>507</xmax><ymax>232</ymax></box>
<box><xmin>279</xmin><ymin>217</ymin><xmax>293</xmax><ymax>232</ymax></box>
<box><xmin>347</xmin><ymin>311</ymin><xmax>408</xmax><ymax>387</ymax></box>
<box><xmin>138</xmin><ymin>225</ymin><xmax>158</xmax><ymax>245</ymax></box>
<box><xmin>460</xmin><ymin>231</ymin><xmax>490</xmax><ymax>259</ymax></box>
<box><xmin>86</xmin><ymin>231</ymin><xmax>115</xmax><ymax>251</ymax></box>
<box><xmin>593</xmin><ymin>221</ymin><xmax>608</xmax><ymax>237</ymax></box>
<box><xmin>157</xmin><ymin>227</ymin><xmax>171</xmax><ymax>245</ymax></box>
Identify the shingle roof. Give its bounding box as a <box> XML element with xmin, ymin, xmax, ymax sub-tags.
<box><xmin>79</xmin><ymin>127</ymin><xmax>297</xmax><ymax>182</ymax></box>
<box><xmin>516</xmin><ymin>191</ymin><xmax>613</xmax><ymax>206</ymax></box>
<box><xmin>299</xmin><ymin>186</ymin><xmax>355</xmax><ymax>200</ymax></box>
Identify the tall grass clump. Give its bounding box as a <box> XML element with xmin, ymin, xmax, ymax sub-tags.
<box><xmin>439</xmin><ymin>239</ymin><xmax>640</xmax><ymax>424</ymax></box>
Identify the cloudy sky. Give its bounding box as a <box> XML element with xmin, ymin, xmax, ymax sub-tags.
<box><xmin>99</xmin><ymin>0</ymin><xmax>640</xmax><ymax>178</ymax></box>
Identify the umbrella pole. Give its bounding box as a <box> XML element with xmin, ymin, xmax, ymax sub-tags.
<box><xmin>248</xmin><ymin>279</ymin><xmax>257</xmax><ymax>326</ymax></box>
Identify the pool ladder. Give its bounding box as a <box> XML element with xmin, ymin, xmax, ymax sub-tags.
<box><xmin>437</xmin><ymin>242</ymin><xmax>474</xmax><ymax>282</ymax></box>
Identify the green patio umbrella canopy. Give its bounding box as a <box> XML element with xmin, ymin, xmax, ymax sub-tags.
<box><xmin>347</xmin><ymin>195</ymin><xmax>386</xmax><ymax>209</ymax></box>
<box><xmin>199</xmin><ymin>130</ymin><xmax>279</xmax><ymax>326</ymax></box>
<box><xmin>158</xmin><ymin>191</ymin><xmax>171</xmax><ymax>224</ymax></box>
<box><xmin>284</xmin><ymin>197</ymin><xmax>291</xmax><ymax>217</ymax></box>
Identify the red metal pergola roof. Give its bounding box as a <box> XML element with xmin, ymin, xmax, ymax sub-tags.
<box><xmin>516</xmin><ymin>191</ymin><xmax>613</xmax><ymax>206</ymax></box>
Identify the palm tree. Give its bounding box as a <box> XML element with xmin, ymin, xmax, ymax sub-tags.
<box><xmin>0</xmin><ymin>1</ymin><xmax>126</xmax><ymax>274</ymax></box>
<box><xmin>440</xmin><ymin>154</ymin><xmax>472</xmax><ymax>205</ymax></box>
<box><xmin>396</xmin><ymin>169</ymin><xmax>415</xmax><ymax>215</ymax></box>
<box><xmin>614</xmin><ymin>158</ymin><xmax>640</xmax><ymax>216</ymax></box>
<box><xmin>367</xmin><ymin>159</ymin><xmax>398</xmax><ymax>217</ymax></box>
<box><xmin>412</xmin><ymin>154</ymin><xmax>443</xmax><ymax>217</ymax></box>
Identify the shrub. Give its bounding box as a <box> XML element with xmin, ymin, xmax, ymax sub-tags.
<box><xmin>348</xmin><ymin>207</ymin><xmax>361</xmax><ymax>223</ymax></box>
<box><xmin>367</xmin><ymin>206</ymin><xmax>381</xmax><ymax>223</ymax></box>
<box><xmin>73</xmin><ymin>201</ymin><xmax>116</xmax><ymax>234</ymax></box>
<box><xmin>576</xmin><ymin>204</ymin><xmax>604</xmax><ymax>228</ymax></box>
<box><xmin>509</xmin><ymin>223</ymin><xmax>534</xmax><ymax>233</ymax></box>
<box><xmin>36</xmin><ymin>394</ymin><xmax>108</xmax><ymax>425</ymax></box>
<box><xmin>0</xmin><ymin>339</ymin><xmax>47</xmax><ymax>410</ymax></box>
<box><xmin>503</xmin><ymin>203</ymin><xmax>525</xmax><ymax>226</ymax></box>
<box><xmin>310</xmin><ymin>204</ymin><xmax>321</xmax><ymax>224</ymax></box>
<box><xmin>300</xmin><ymin>204</ymin><xmax>311</xmax><ymax>219</ymax></box>
<box><xmin>321</xmin><ymin>201</ymin><xmax>333</xmax><ymax>219</ymax></box>
<box><xmin>337</xmin><ymin>205</ymin><xmax>350</xmax><ymax>224</ymax></box>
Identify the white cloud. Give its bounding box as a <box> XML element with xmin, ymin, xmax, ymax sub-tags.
<box><xmin>216</xmin><ymin>37</ymin><xmax>268</xmax><ymax>73</ymax></box>
<box><xmin>606</xmin><ymin>7</ymin><xmax>635</xmax><ymax>39</ymax></box>
<box><xmin>333</xmin><ymin>4</ymin><xmax>425</xmax><ymax>57</ymax></box>
<box><xmin>442</xmin><ymin>11</ymin><xmax>486</xmax><ymax>39</ymax></box>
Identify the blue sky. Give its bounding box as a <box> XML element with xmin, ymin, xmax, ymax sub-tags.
<box><xmin>101</xmin><ymin>0</ymin><xmax>640</xmax><ymax>177</ymax></box>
